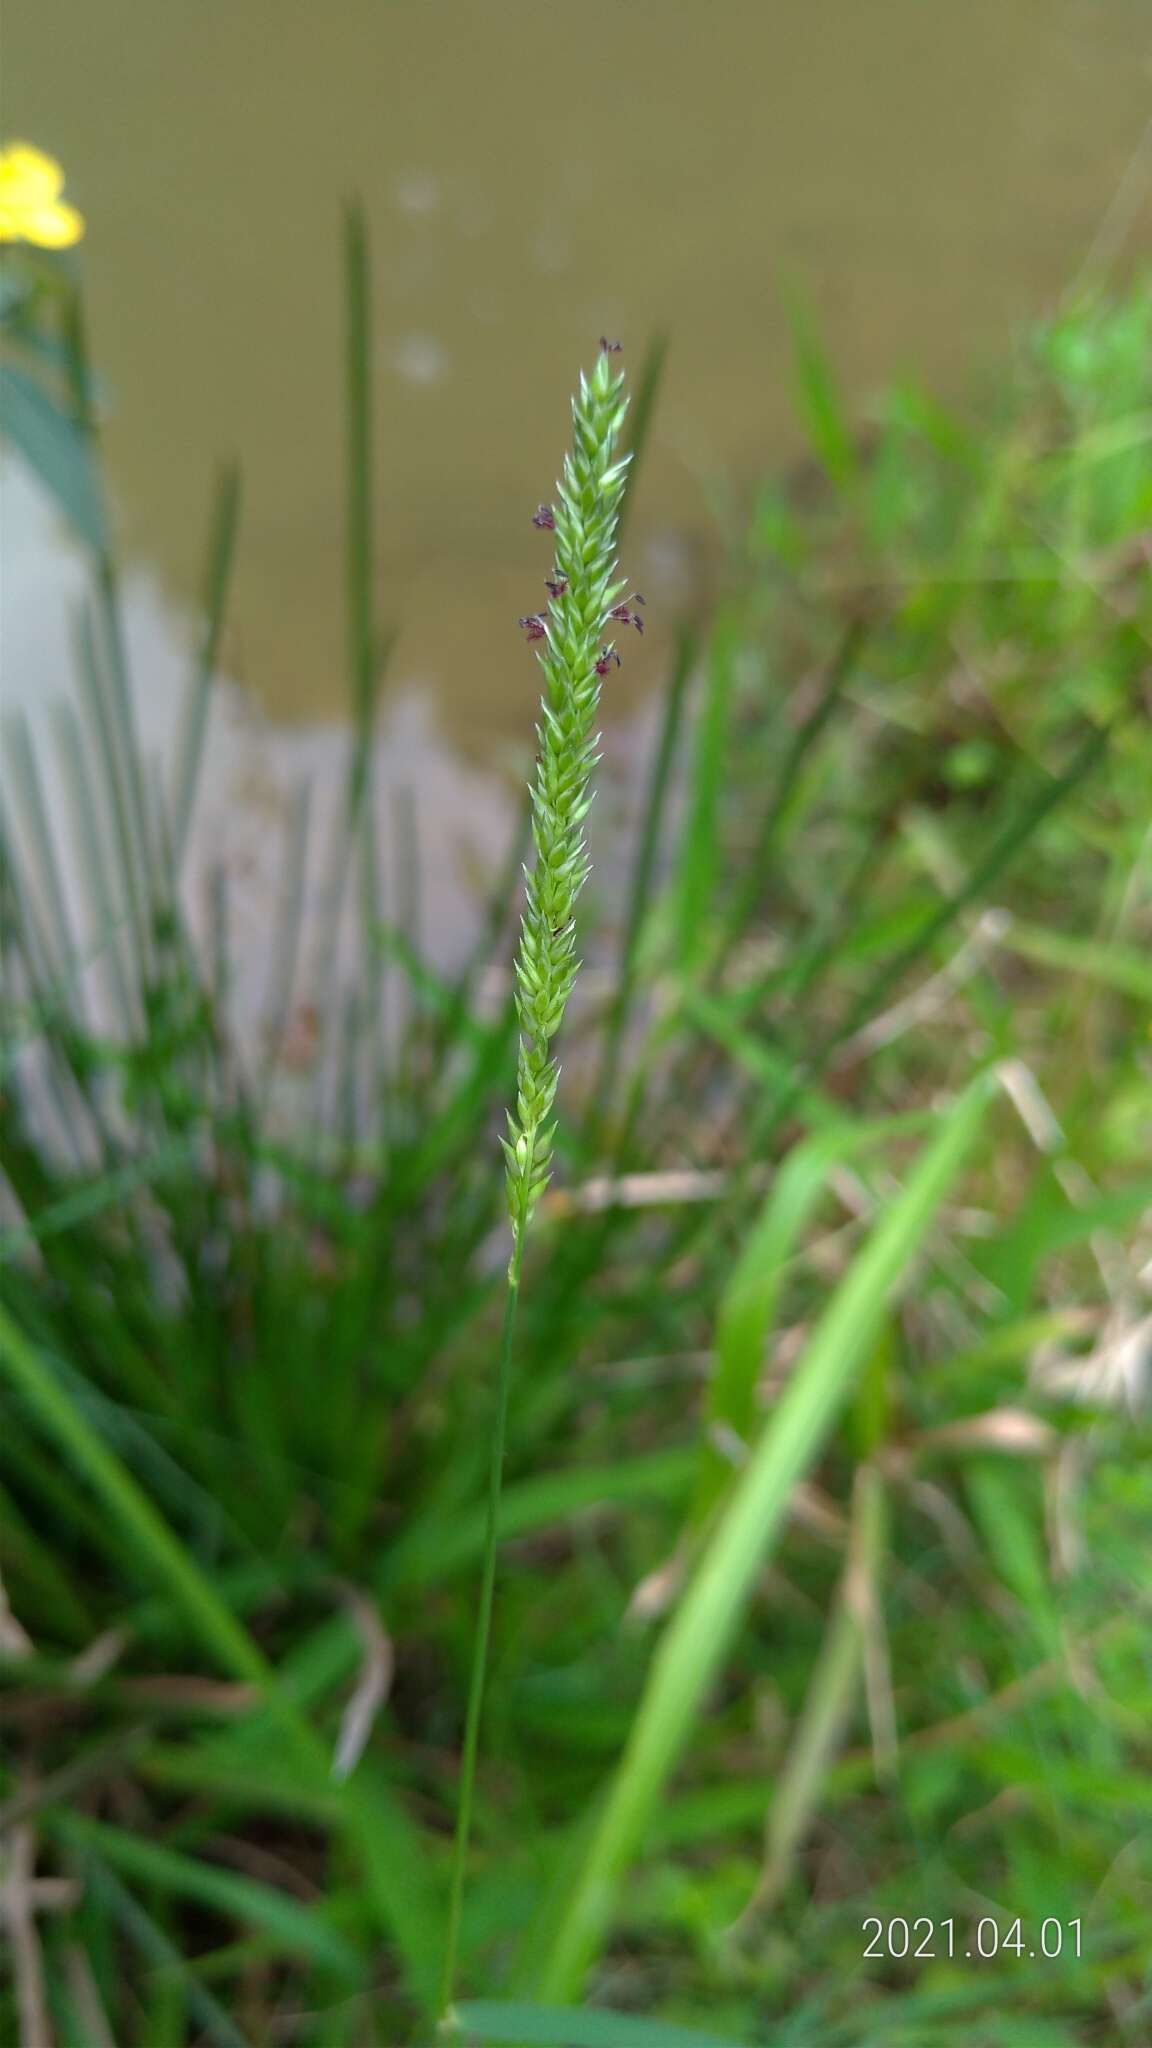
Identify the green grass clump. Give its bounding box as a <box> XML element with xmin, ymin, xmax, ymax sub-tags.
<box><xmin>1</xmin><ymin>224</ymin><xmax>1149</xmax><ymax>2048</ymax></box>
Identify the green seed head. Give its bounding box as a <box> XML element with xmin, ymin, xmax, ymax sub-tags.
<box><xmin>505</xmin><ymin>345</ymin><xmax>633</xmax><ymax>1242</ymax></box>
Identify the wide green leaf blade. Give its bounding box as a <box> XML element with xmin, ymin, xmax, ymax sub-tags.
<box><xmin>533</xmin><ymin>1068</ymin><xmax>997</xmax><ymax>1997</ymax></box>
<box><xmin>455</xmin><ymin>2002</ymin><xmax>751</xmax><ymax>2048</ymax></box>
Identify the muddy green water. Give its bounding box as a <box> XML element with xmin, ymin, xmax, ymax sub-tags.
<box><xmin>9</xmin><ymin>0</ymin><xmax>1151</xmax><ymax>747</ymax></box>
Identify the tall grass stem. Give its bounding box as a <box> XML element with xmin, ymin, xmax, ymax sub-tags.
<box><xmin>438</xmin><ymin>1226</ymin><xmax>524</xmax><ymax>2017</ymax></box>
<box><xmin>441</xmin><ymin>342</ymin><xmax>633</xmax><ymax>2015</ymax></box>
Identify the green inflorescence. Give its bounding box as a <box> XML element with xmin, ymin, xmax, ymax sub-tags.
<box><xmin>503</xmin><ymin>346</ymin><xmax>633</xmax><ymax>1241</ymax></box>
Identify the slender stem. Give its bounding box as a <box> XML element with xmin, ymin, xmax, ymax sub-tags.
<box><xmin>440</xmin><ymin>346</ymin><xmax>630</xmax><ymax>2015</ymax></box>
<box><xmin>438</xmin><ymin>1217</ymin><xmax>526</xmax><ymax>2019</ymax></box>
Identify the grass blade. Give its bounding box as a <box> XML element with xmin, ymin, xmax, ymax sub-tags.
<box><xmin>3</xmin><ymin>712</ymin><xmax>84</xmax><ymax>1008</ymax></box>
<box><xmin>78</xmin><ymin>1857</ymin><xmax>254</xmax><ymax>2048</ymax></box>
<box><xmin>52</xmin><ymin>696</ymin><xmax>134</xmax><ymax>1028</ymax></box>
<box><xmin>787</xmin><ymin>288</ymin><xmax>859</xmax><ymax>494</ymax></box>
<box><xmin>713</xmin><ymin>616</ymin><xmax>867</xmax><ymax>968</ymax></box>
<box><xmin>170</xmin><ymin>461</ymin><xmax>241</xmax><ymax>868</ymax></box>
<box><xmin>0</xmin><ymin>1301</ymin><xmax>266</xmax><ymax>1683</ymax></box>
<box><xmin>994</xmin><ymin>917</ymin><xmax>1152</xmax><ymax>1002</ymax></box>
<box><xmin>0</xmin><ymin>361</ymin><xmax>105</xmax><ymax>550</ymax></box>
<box><xmin>533</xmin><ymin>1068</ymin><xmax>996</xmax><ymax>1997</ymax></box>
<box><xmin>616</xmin><ymin>328</ymin><xmax>668</xmax><ymax>551</ymax></box>
<box><xmin>742</xmin><ymin>1462</ymin><xmax>887</xmax><ymax>1916</ymax></box>
<box><xmin>589</xmin><ymin>622</ymin><xmax>697</xmax><ymax>1143</ymax></box>
<box><xmin>826</xmin><ymin>716</ymin><xmax>1113</xmax><ymax>1060</ymax></box>
<box><xmin>694</xmin><ymin>1111</ymin><xmax>927</xmax><ymax>1520</ymax></box>
<box><xmin>672</xmin><ymin>614</ymin><xmax>737</xmax><ymax>976</ymax></box>
<box><xmin>0</xmin><ymin>1303</ymin><xmax>447</xmax><ymax>2010</ymax></box>
<box><xmin>53</xmin><ymin>1814</ymin><xmax>362</xmax><ymax>1978</ymax></box>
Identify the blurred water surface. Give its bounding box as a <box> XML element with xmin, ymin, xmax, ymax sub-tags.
<box><xmin>7</xmin><ymin>0</ymin><xmax>1151</xmax><ymax>747</ymax></box>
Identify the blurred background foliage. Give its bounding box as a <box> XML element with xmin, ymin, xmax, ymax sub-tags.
<box><xmin>1</xmin><ymin>152</ymin><xmax>1151</xmax><ymax>2048</ymax></box>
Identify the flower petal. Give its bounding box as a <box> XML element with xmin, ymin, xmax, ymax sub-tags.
<box><xmin>0</xmin><ymin>199</ymin><xmax>84</xmax><ymax>248</ymax></box>
<box><xmin>0</xmin><ymin>142</ymin><xmax>65</xmax><ymax>204</ymax></box>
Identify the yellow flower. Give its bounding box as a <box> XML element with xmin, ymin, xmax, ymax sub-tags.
<box><xmin>0</xmin><ymin>142</ymin><xmax>84</xmax><ymax>249</ymax></box>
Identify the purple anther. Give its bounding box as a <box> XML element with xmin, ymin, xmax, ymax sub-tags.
<box><xmin>609</xmin><ymin>593</ymin><xmax>646</xmax><ymax>634</ymax></box>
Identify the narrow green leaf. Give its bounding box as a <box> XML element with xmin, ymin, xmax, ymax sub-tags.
<box><xmin>0</xmin><ymin>1301</ymin><xmax>265</xmax><ymax>1684</ymax></box>
<box><xmin>695</xmin><ymin>1112</ymin><xmax>927</xmax><ymax>1518</ymax></box>
<box><xmin>995</xmin><ymin>918</ymin><xmax>1152</xmax><ymax>1002</ymax></box>
<box><xmin>80</xmin><ymin>1856</ymin><xmax>254</xmax><ymax>2048</ymax></box>
<box><xmin>55</xmin><ymin>1814</ymin><xmax>361</xmax><ymax>1978</ymax></box>
<box><xmin>751</xmin><ymin>1463</ymin><xmax>887</xmax><ymax>1911</ymax></box>
<box><xmin>787</xmin><ymin>292</ymin><xmax>858</xmax><ymax>492</ymax></box>
<box><xmin>0</xmin><ymin>361</ymin><xmax>105</xmax><ymax>549</ymax></box>
<box><xmin>386</xmin><ymin>1448</ymin><xmax>693</xmax><ymax>1592</ymax></box>
<box><xmin>0</xmin><ymin>1137</ymin><xmax>195</xmax><ymax>1258</ymax></box>
<box><xmin>589</xmin><ymin>622</ymin><xmax>696</xmax><ymax>1139</ymax></box>
<box><xmin>170</xmin><ymin>461</ymin><xmax>241</xmax><ymax>867</ymax></box>
<box><xmin>0</xmin><ymin>1305</ymin><xmax>446</xmax><ymax>2012</ymax></box>
<box><xmin>615</xmin><ymin>328</ymin><xmax>668</xmax><ymax>551</ymax></box>
<box><xmin>673</xmin><ymin>616</ymin><xmax>738</xmax><ymax>973</ymax></box>
<box><xmin>715</xmin><ymin>617</ymin><xmax>867</xmax><ymax>964</ymax></box>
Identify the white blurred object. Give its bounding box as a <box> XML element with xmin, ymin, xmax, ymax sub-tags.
<box><xmin>0</xmin><ymin>453</ymin><xmax>509</xmax><ymax>1083</ymax></box>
